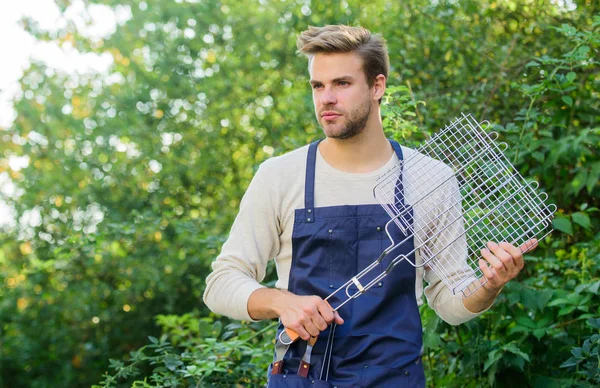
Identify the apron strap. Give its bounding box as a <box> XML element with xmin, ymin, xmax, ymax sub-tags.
<box><xmin>271</xmin><ymin>336</ymin><xmax>317</xmax><ymax>377</ymax></box>
<box><xmin>389</xmin><ymin>139</ymin><xmax>404</xmax><ymax>161</ymax></box>
<box><xmin>303</xmin><ymin>140</ymin><xmax>320</xmax><ymax>223</ymax></box>
<box><xmin>389</xmin><ymin>140</ymin><xmax>407</xmax><ymax>206</ymax></box>
<box><xmin>271</xmin><ymin>338</ymin><xmax>290</xmax><ymax>375</ymax></box>
<box><xmin>297</xmin><ymin>336</ymin><xmax>317</xmax><ymax>377</ymax></box>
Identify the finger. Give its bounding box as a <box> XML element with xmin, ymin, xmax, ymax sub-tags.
<box><xmin>519</xmin><ymin>238</ymin><xmax>538</xmax><ymax>254</ymax></box>
<box><xmin>487</xmin><ymin>241</ymin><xmax>516</xmax><ymax>271</ymax></box>
<box><xmin>478</xmin><ymin>258</ymin><xmax>501</xmax><ymax>289</ymax></box>
<box><xmin>333</xmin><ymin>311</ymin><xmax>344</xmax><ymax>325</ymax></box>
<box><xmin>316</xmin><ymin>300</ymin><xmax>335</xmax><ymax>325</ymax></box>
<box><xmin>479</xmin><ymin>258</ymin><xmax>494</xmax><ymax>279</ymax></box>
<box><xmin>499</xmin><ymin>242</ymin><xmax>524</xmax><ymax>270</ymax></box>
<box><xmin>311</xmin><ymin>313</ymin><xmax>329</xmax><ymax>332</ymax></box>
<box><xmin>481</xmin><ymin>245</ymin><xmax>506</xmax><ymax>272</ymax></box>
<box><xmin>298</xmin><ymin>305</ymin><xmax>321</xmax><ymax>337</ymax></box>
<box><xmin>291</xmin><ymin>323</ymin><xmax>311</xmax><ymax>341</ymax></box>
<box><xmin>317</xmin><ymin>299</ymin><xmax>344</xmax><ymax>325</ymax></box>
<box><xmin>304</xmin><ymin>319</ymin><xmax>321</xmax><ymax>338</ymax></box>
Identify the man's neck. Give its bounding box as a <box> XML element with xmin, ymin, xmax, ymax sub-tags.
<box><xmin>319</xmin><ymin>124</ymin><xmax>394</xmax><ymax>174</ymax></box>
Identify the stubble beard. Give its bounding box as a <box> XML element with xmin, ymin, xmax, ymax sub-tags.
<box><xmin>321</xmin><ymin>99</ymin><xmax>372</xmax><ymax>140</ymax></box>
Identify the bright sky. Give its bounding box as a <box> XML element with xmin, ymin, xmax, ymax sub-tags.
<box><xmin>0</xmin><ymin>0</ymin><xmax>131</xmax><ymax>128</ymax></box>
<box><xmin>0</xmin><ymin>0</ymin><xmax>130</xmax><ymax>228</ymax></box>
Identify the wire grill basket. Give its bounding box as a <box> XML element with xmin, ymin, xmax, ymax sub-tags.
<box><xmin>373</xmin><ymin>113</ymin><xmax>556</xmax><ymax>296</ymax></box>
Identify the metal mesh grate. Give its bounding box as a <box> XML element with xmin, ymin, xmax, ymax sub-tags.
<box><xmin>373</xmin><ymin>113</ymin><xmax>556</xmax><ymax>296</ymax></box>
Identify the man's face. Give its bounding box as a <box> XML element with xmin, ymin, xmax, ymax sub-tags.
<box><xmin>309</xmin><ymin>52</ymin><xmax>373</xmax><ymax>140</ymax></box>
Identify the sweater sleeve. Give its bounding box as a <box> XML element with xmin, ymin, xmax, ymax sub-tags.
<box><xmin>422</xmin><ymin>168</ymin><xmax>492</xmax><ymax>325</ymax></box>
<box><xmin>203</xmin><ymin>163</ymin><xmax>281</xmax><ymax>321</ymax></box>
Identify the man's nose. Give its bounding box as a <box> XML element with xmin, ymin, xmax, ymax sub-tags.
<box><xmin>320</xmin><ymin>87</ymin><xmax>337</xmax><ymax>105</ymax></box>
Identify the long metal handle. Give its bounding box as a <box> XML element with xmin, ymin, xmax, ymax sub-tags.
<box><xmin>278</xmin><ymin>299</ymin><xmax>336</xmax><ymax>345</ymax></box>
<box><xmin>277</xmin><ymin>246</ymin><xmax>404</xmax><ymax>345</ymax></box>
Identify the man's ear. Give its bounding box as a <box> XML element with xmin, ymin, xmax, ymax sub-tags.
<box><xmin>372</xmin><ymin>74</ymin><xmax>386</xmax><ymax>101</ymax></box>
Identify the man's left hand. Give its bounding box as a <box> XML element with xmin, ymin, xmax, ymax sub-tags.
<box><xmin>478</xmin><ymin>239</ymin><xmax>538</xmax><ymax>291</ymax></box>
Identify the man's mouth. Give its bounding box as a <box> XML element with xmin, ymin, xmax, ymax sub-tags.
<box><xmin>321</xmin><ymin>111</ymin><xmax>341</xmax><ymax>121</ymax></box>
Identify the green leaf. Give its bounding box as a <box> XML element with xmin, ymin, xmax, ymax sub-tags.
<box><xmin>526</xmin><ymin>60</ymin><xmax>540</xmax><ymax>67</ymax></box>
<box><xmin>552</xmin><ymin>217</ymin><xmax>573</xmax><ymax>235</ymax></box>
<box><xmin>587</xmin><ymin>318</ymin><xmax>600</xmax><ymax>329</ymax></box>
<box><xmin>504</xmin><ymin>344</ymin><xmax>531</xmax><ymax>362</ymax></box>
<box><xmin>561</xmin><ymin>96</ymin><xmax>573</xmax><ymax>107</ymax></box>
<box><xmin>424</xmin><ymin>333</ymin><xmax>442</xmax><ymax>348</ymax></box>
<box><xmin>536</xmin><ymin>316</ymin><xmax>552</xmax><ymax>328</ymax></box>
<box><xmin>575</xmin><ymin>283</ymin><xmax>589</xmax><ymax>294</ymax></box>
<box><xmin>516</xmin><ymin>316</ymin><xmax>537</xmax><ymax>329</ymax></box>
<box><xmin>163</xmin><ymin>355</ymin><xmax>182</xmax><ymax>371</ymax></box>
<box><xmin>522</xmin><ymin>288</ymin><xmax>554</xmax><ymax>312</ymax></box>
<box><xmin>548</xmin><ymin>297</ymin><xmax>569</xmax><ymax>307</ymax></box>
<box><xmin>484</xmin><ymin>350</ymin><xmax>503</xmax><ymax>372</ymax></box>
<box><xmin>445</xmin><ymin>342</ymin><xmax>460</xmax><ymax>353</ymax></box>
<box><xmin>560</xmin><ymin>357</ymin><xmax>581</xmax><ymax>368</ymax></box>
<box><xmin>567</xmin><ymin>293</ymin><xmax>583</xmax><ymax>304</ymax></box>
<box><xmin>212</xmin><ymin>320</ymin><xmax>223</xmax><ymax>336</ymax></box>
<box><xmin>571</xmin><ymin>170</ymin><xmax>588</xmax><ymax>195</ymax></box>
<box><xmin>514</xmin><ymin>356</ymin><xmax>528</xmax><ymax>372</ymax></box>
<box><xmin>571</xmin><ymin>212</ymin><xmax>591</xmax><ymax>230</ymax></box>
<box><xmin>558</xmin><ymin>306</ymin><xmax>576</xmax><ymax>316</ymax></box>
<box><xmin>581</xmin><ymin>339</ymin><xmax>592</xmax><ymax>354</ymax></box>
<box><xmin>559</xmin><ymin>24</ymin><xmax>577</xmax><ymax>36</ymax></box>
<box><xmin>578</xmin><ymin>45</ymin><xmax>590</xmax><ymax>55</ymax></box>
<box><xmin>533</xmin><ymin>328</ymin><xmax>546</xmax><ymax>340</ymax></box>
<box><xmin>587</xmin><ymin>162</ymin><xmax>600</xmax><ymax>193</ymax></box>
<box><xmin>566</xmin><ymin>72</ymin><xmax>576</xmax><ymax>83</ymax></box>
<box><xmin>532</xmin><ymin>151</ymin><xmax>545</xmax><ymax>162</ymax></box>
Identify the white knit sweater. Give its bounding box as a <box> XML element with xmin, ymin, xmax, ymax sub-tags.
<box><xmin>203</xmin><ymin>144</ymin><xmax>487</xmax><ymax>325</ymax></box>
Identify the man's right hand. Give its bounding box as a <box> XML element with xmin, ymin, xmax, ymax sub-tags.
<box><xmin>248</xmin><ymin>288</ymin><xmax>344</xmax><ymax>341</ymax></box>
<box><xmin>276</xmin><ymin>291</ymin><xmax>344</xmax><ymax>340</ymax></box>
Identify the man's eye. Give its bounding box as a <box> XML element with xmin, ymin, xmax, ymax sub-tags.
<box><xmin>338</xmin><ymin>81</ymin><xmax>349</xmax><ymax>86</ymax></box>
<box><xmin>312</xmin><ymin>84</ymin><xmax>323</xmax><ymax>89</ymax></box>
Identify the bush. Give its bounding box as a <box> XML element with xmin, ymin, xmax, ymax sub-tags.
<box><xmin>94</xmin><ymin>313</ymin><xmax>276</xmax><ymax>387</ymax></box>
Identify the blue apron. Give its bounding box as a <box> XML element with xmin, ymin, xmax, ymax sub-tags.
<box><xmin>267</xmin><ymin>140</ymin><xmax>425</xmax><ymax>388</ymax></box>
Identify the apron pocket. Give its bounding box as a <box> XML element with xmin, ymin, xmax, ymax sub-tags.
<box><xmin>267</xmin><ymin>374</ymin><xmax>333</xmax><ymax>388</ymax></box>
<box><xmin>354</xmin><ymin>228</ymin><xmax>388</xmax><ymax>294</ymax></box>
<box><xmin>327</xmin><ymin>230</ymin><xmax>357</xmax><ymax>289</ymax></box>
<box><xmin>359</xmin><ymin>359</ymin><xmax>425</xmax><ymax>388</ymax></box>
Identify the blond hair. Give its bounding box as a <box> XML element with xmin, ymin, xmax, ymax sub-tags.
<box><xmin>296</xmin><ymin>25</ymin><xmax>389</xmax><ymax>87</ymax></box>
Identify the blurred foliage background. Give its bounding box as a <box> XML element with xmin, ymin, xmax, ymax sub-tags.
<box><xmin>0</xmin><ymin>0</ymin><xmax>598</xmax><ymax>387</ymax></box>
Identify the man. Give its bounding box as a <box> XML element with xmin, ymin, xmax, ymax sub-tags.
<box><xmin>203</xmin><ymin>25</ymin><xmax>533</xmax><ymax>387</ymax></box>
